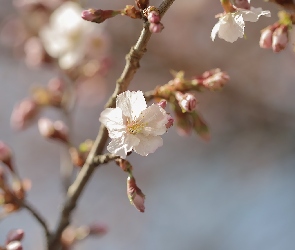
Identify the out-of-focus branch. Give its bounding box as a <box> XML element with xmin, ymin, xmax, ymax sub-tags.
<box><xmin>48</xmin><ymin>1</ymin><xmax>176</xmax><ymax>249</ymax></box>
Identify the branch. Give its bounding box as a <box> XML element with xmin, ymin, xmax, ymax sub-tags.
<box><xmin>48</xmin><ymin>0</ymin><xmax>176</xmax><ymax>248</ymax></box>
<box><xmin>21</xmin><ymin>201</ymin><xmax>51</xmax><ymax>239</ymax></box>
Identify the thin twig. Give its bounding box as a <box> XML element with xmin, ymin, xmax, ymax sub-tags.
<box><xmin>21</xmin><ymin>201</ymin><xmax>51</xmax><ymax>239</ymax></box>
<box><xmin>48</xmin><ymin>1</ymin><xmax>176</xmax><ymax>249</ymax></box>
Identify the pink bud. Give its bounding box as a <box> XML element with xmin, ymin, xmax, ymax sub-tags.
<box><xmin>149</xmin><ymin>23</ymin><xmax>164</xmax><ymax>33</ymax></box>
<box><xmin>272</xmin><ymin>25</ymin><xmax>288</xmax><ymax>53</ymax></box>
<box><xmin>38</xmin><ymin>118</ymin><xmax>55</xmax><ymax>139</ymax></box>
<box><xmin>233</xmin><ymin>0</ymin><xmax>250</xmax><ymax>9</ymax></box>
<box><xmin>202</xmin><ymin>70</ymin><xmax>229</xmax><ymax>90</ymax></box>
<box><xmin>166</xmin><ymin>115</ymin><xmax>174</xmax><ymax>129</ymax></box>
<box><xmin>259</xmin><ymin>28</ymin><xmax>273</xmax><ymax>49</ymax></box>
<box><xmin>89</xmin><ymin>223</ymin><xmax>108</xmax><ymax>235</ymax></box>
<box><xmin>157</xmin><ymin>100</ymin><xmax>167</xmax><ymax>109</ymax></box>
<box><xmin>11</xmin><ymin>98</ymin><xmax>38</xmax><ymax>130</ymax></box>
<box><xmin>0</xmin><ymin>142</ymin><xmax>12</xmax><ymax>165</ymax></box>
<box><xmin>6</xmin><ymin>241</ymin><xmax>23</xmax><ymax>250</ymax></box>
<box><xmin>82</xmin><ymin>9</ymin><xmax>120</xmax><ymax>23</ymax></box>
<box><xmin>175</xmin><ymin>92</ymin><xmax>197</xmax><ymax>112</ymax></box>
<box><xmin>54</xmin><ymin>121</ymin><xmax>69</xmax><ymax>142</ymax></box>
<box><xmin>6</xmin><ymin>229</ymin><xmax>24</xmax><ymax>244</ymax></box>
<box><xmin>127</xmin><ymin>176</ymin><xmax>145</xmax><ymax>213</ymax></box>
<box><xmin>148</xmin><ymin>11</ymin><xmax>161</xmax><ymax>23</ymax></box>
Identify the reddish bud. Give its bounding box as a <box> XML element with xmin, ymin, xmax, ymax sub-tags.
<box><xmin>233</xmin><ymin>0</ymin><xmax>250</xmax><ymax>9</ymax></box>
<box><xmin>6</xmin><ymin>230</ymin><xmax>24</xmax><ymax>244</ymax></box>
<box><xmin>135</xmin><ymin>0</ymin><xmax>150</xmax><ymax>10</ymax></box>
<box><xmin>157</xmin><ymin>100</ymin><xmax>167</xmax><ymax>109</ymax></box>
<box><xmin>127</xmin><ymin>176</ymin><xmax>145</xmax><ymax>213</ymax></box>
<box><xmin>175</xmin><ymin>92</ymin><xmax>197</xmax><ymax>112</ymax></box>
<box><xmin>82</xmin><ymin>9</ymin><xmax>121</xmax><ymax>23</ymax></box>
<box><xmin>6</xmin><ymin>241</ymin><xmax>22</xmax><ymax>250</ymax></box>
<box><xmin>201</xmin><ymin>69</ymin><xmax>229</xmax><ymax>90</ymax></box>
<box><xmin>88</xmin><ymin>223</ymin><xmax>108</xmax><ymax>235</ymax></box>
<box><xmin>148</xmin><ymin>11</ymin><xmax>161</xmax><ymax>23</ymax></box>
<box><xmin>149</xmin><ymin>22</ymin><xmax>164</xmax><ymax>33</ymax></box>
<box><xmin>11</xmin><ymin>98</ymin><xmax>38</xmax><ymax>130</ymax></box>
<box><xmin>0</xmin><ymin>142</ymin><xmax>12</xmax><ymax>168</ymax></box>
<box><xmin>272</xmin><ymin>25</ymin><xmax>288</xmax><ymax>53</ymax></box>
<box><xmin>260</xmin><ymin>28</ymin><xmax>273</xmax><ymax>49</ymax></box>
<box><xmin>38</xmin><ymin>118</ymin><xmax>69</xmax><ymax>143</ymax></box>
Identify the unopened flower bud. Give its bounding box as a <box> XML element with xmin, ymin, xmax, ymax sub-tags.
<box><xmin>272</xmin><ymin>25</ymin><xmax>288</xmax><ymax>53</ymax></box>
<box><xmin>259</xmin><ymin>27</ymin><xmax>273</xmax><ymax>49</ymax></box>
<box><xmin>6</xmin><ymin>241</ymin><xmax>22</xmax><ymax>250</ymax></box>
<box><xmin>0</xmin><ymin>142</ymin><xmax>12</xmax><ymax>169</ymax></box>
<box><xmin>88</xmin><ymin>223</ymin><xmax>108</xmax><ymax>235</ymax></box>
<box><xmin>175</xmin><ymin>92</ymin><xmax>197</xmax><ymax>112</ymax></box>
<box><xmin>166</xmin><ymin>115</ymin><xmax>174</xmax><ymax>129</ymax></box>
<box><xmin>81</xmin><ymin>9</ymin><xmax>121</xmax><ymax>23</ymax></box>
<box><xmin>202</xmin><ymin>70</ymin><xmax>229</xmax><ymax>90</ymax></box>
<box><xmin>38</xmin><ymin>118</ymin><xmax>69</xmax><ymax>143</ymax></box>
<box><xmin>11</xmin><ymin>98</ymin><xmax>38</xmax><ymax>130</ymax></box>
<box><xmin>127</xmin><ymin>176</ymin><xmax>145</xmax><ymax>213</ymax></box>
<box><xmin>233</xmin><ymin>0</ymin><xmax>250</xmax><ymax>10</ymax></box>
<box><xmin>148</xmin><ymin>11</ymin><xmax>161</xmax><ymax>23</ymax></box>
<box><xmin>6</xmin><ymin>229</ymin><xmax>24</xmax><ymax>244</ymax></box>
<box><xmin>135</xmin><ymin>0</ymin><xmax>149</xmax><ymax>10</ymax></box>
<box><xmin>149</xmin><ymin>22</ymin><xmax>164</xmax><ymax>33</ymax></box>
<box><xmin>157</xmin><ymin>100</ymin><xmax>167</xmax><ymax>109</ymax></box>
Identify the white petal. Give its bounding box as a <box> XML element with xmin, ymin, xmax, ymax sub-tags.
<box><xmin>218</xmin><ymin>13</ymin><xmax>245</xmax><ymax>43</ymax></box>
<box><xmin>107</xmin><ymin>134</ymin><xmax>140</xmax><ymax>158</ymax></box>
<box><xmin>138</xmin><ymin>104</ymin><xmax>168</xmax><ymax>136</ymax></box>
<box><xmin>240</xmin><ymin>7</ymin><xmax>271</xmax><ymax>22</ymax></box>
<box><xmin>116</xmin><ymin>91</ymin><xmax>147</xmax><ymax>119</ymax></box>
<box><xmin>99</xmin><ymin>108</ymin><xmax>126</xmax><ymax>139</ymax></box>
<box><xmin>133</xmin><ymin>135</ymin><xmax>163</xmax><ymax>156</ymax></box>
<box><xmin>211</xmin><ymin>20</ymin><xmax>221</xmax><ymax>41</ymax></box>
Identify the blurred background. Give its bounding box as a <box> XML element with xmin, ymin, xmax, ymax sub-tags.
<box><xmin>1</xmin><ymin>0</ymin><xmax>295</xmax><ymax>249</ymax></box>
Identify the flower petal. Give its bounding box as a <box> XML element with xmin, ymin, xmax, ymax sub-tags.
<box><xmin>211</xmin><ymin>20</ymin><xmax>221</xmax><ymax>41</ymax></box>
<box><xmin>218</xmin><ymin>13</ymin><xmax>245</xmax><ymax>43</ymax></box>
<box><xmin>241</xmin><ymin>7</ymin><xmax>271</xmax><ymax>22</ymax></box>
<box><xmin>133</xmin><ymin>134</ymin><xmax>163</xmax><ymax>156</ymax></box>
<box><xmin>116</xmin><ymin>91</ymin><xmax>147</xmax><ymax>120</ymax></box>
<box><xmin>138</xmin><ymin>104</ymin><xmax>169</xmax><ymax>136</ymax></box>
<box><xmin>99</xmin><ymin>108</ymin><xmax>126</xmax><ymax>139</ymax></box>
<box><xmin>107</xmin><ymin>134</ymin><xmax>140</xmax><ymax>158</ymax></box>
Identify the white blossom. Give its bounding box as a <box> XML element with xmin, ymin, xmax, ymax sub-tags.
<box><xmin>211</xmin><ymin>7</ymin><xmax>271</xmax><ymax>43</ymax></box>
<box><xmin>99</xmin><ymin>91</ymin><xmax>171</xmax><ymax>158</ymax></box>
<box><xmin>39</xmin><ymin>2</ymin><xmax>105</xmax><ymax>69</ymax></box>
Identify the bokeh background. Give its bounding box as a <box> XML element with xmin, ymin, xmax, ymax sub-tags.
<box><xmin>1</xmin><ymin>0</ymin><xmax>295</xmax><ymax>249</ymax></box>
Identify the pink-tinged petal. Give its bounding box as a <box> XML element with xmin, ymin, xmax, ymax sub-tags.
<box><xmin>116</xmin><ymin>91</ymin><xmax>147</xmax><ymax>119</ymax></box>
<box><xmin>107</xmin><ymin>134</ymin><xmax>140</xmax><ymax>158</ymax></box>
<box><xmin>139</xmin><ymin>104</ymin><xmax>169</xmax><ymax>136</ymax></box>
<box><xmin>133</xmin><ymin>135</ymin><xmax>163</xmax><ymax>156</ymax></box>
<box><xmin>241</xmin><ymin>7</ymin><xmax>271</xmax><ymax>22</ymax></box>
<box><xmin>99</xmin><ymin>108</ymin><xmax>126</xmax><ymax>138</ymax></box>
<box><xmin>211</xmin><ymin>20</ymin><xmax>221</xmax><ymax>41</ymax></box>
<box><xmin>218</xmin><ymin>14</ymin><xmax>245</xmax><ymax>43</ymax></box>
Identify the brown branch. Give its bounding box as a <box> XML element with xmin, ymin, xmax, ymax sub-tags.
<box><xmin>48</xmin><ymin>0</ymin><xmax>176</xmax><ymax>249</ymax></box>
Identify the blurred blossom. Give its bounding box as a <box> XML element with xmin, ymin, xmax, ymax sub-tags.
<box><xmin>39</xmin><ymin>1</ymin><xmax>107</xmax><ymax>70</ymax></box>
<box><xmin>24</xmin><ymin>37</ymin><xmax>46</xmax><ymax>67</ymax></box>
<box><xmin>6</xmin><ymin>241</ymin><xmax>23</xmax><ymax>250</ymax></box>
<box><xmin>6</xmin><ymin>229</ymin><xmax>24</xmax><ymax>244</ymax></box>
<box><xmin>0</xmin><ymin>142</ymin><xmax>12</xmax><ymax>166</ymax></box>
<box><xmin>13</xmin><ymin>0</ymin><xmax>62</xmax><ymax>10</ymax></box>
<box><xmin>10</xmin><ymin>98</ymin><xmax>39</xmax><ymax>130</ymax></box>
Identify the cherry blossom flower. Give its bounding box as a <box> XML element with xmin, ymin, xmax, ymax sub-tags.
<box><xmin>99</xmin><ymin>91</ymin><xmax>171</xmax><ymax>158</ymax></box>
<box><xmin>39</xmin><ymin>2</ymin><xmax>106</xmax><ymax>70</ymax></box>
<box><xmin>211</xmin><ymin>5</ymin><xmax>271</xmax><ymax>43</ymax></box>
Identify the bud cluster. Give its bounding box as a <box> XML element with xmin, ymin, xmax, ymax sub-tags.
<box><xmin>144</xmin><ymin>7</ymin><xmax>164</xmax><ymax>33</ymax></box>
<box><xmin>260</xmin><ymin>23</ymin><xmax>289</xmax><ymax>52</ymax></box>
<box><xmin>149</xmin><ymin>69</ymin><xmax>228</xmax><ymax>139</ymax></box>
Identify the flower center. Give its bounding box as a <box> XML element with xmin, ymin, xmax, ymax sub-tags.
<box><xmin>126</xmin><ymin>119</ymin><xmax>145</xmax><ymax>134</ymax></box>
